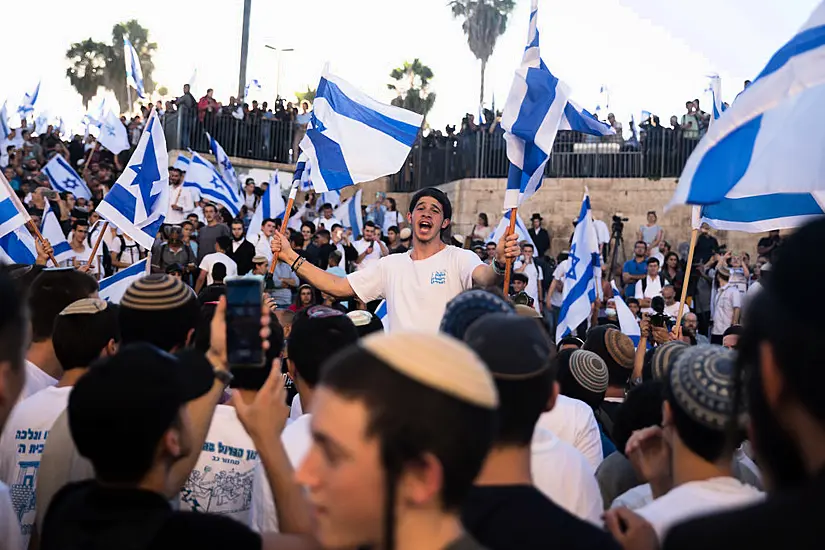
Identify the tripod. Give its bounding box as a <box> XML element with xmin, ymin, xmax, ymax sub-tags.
<box><xmin>608</xmin><ymin>230</ymin><xmax>627</xmax><ymax>284</ymax></box>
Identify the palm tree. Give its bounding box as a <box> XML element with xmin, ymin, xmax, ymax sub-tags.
<box><xmin>387</xmin><ymin>59</ymin><xmax>436</xmax><ymax>117</ymax></box>
<box><xmin>449</xmin><ymin>0</ymin><xmax>516</xmax><ymax>109</ymax></box>
<box><xmin>66</xmin><ymin>39</ymin><xmax>108</xmax><ymax>108</ymax></box>
<box><xmin>295</xmin><ymin>86</ymin><xmax>316</xmax><ymax>105</ymax></box>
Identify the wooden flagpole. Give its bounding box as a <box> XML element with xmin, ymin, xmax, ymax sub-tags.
<box><xmin>26</xmin><ymin>220</ymin><xmax>59</xmax><ymax>267</ymax></box>
<box><xmin>269</xmin><ymin>182</ymin><xmax>299</xmax><ymax>275</ymax></box>
<box><xmin>674</xmin><ymin>228</ymin><xmax>699</xmax><ymax>335</ymax></box>
<box><xmin>502</xmin><ymin>207</ymin><xmax>518</xmax><ymax>292</ymax></box>
<box><xmin>86</xmin><ymin>221</ymin><xmax>109</xmax><ymax>274</ymax></box>
<box><xmin>0</xmin><ymin>170</ymin><xmax>59</xmax><ymax>267</ymax></box>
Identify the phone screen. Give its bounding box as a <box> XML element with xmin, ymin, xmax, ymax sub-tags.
<box><xmin>226</xmin><ymin>276</ymin><xmax>265</xmax><ymax>368</ymax></box>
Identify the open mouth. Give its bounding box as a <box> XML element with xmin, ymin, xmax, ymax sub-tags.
<box><xmin>418</xmin><ymin>220</ymin><xmax>433</xmax><ymax>232</ymax></box>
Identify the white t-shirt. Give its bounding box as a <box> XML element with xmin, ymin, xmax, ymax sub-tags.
<box><xmin>550</xmin><ymin>259</ymin><xmax>570</xmax><ymax>308</ymax></box>
<box><xmin>712</xmin><ymin>283</ymin><xmax>742</xmax><ymax>335</ymax></box>
<box><xmin>166</xmin><ymin>184</ymin><xmax>195</xmax><ymax>224</ymax></box>
<box><xmin>250</xmin><ymin>233</ymin><xmax>274</xmax><ymax>262</ymax></box>
<box><xmin>593</xmin><ymin>219</ymin><xmax>610</xmax><ymax>246</ymax></box>
<box><xmin>348</xmin><ymin>246</ymin><xmax>484</xmax><ymax>333</ymax></box>
<box><xmin>611</xmin><ymin>483</ymin><xmax>654</xmax><ymax>510</ymax></box>
<box><xmin>19</xmin><ymin>361</ymin><xmax>57</xmax><ymax>402</ymax></box>
<box><xmin>352</xmin><ymin>238</ymin><xmax>384</xmax><ymax>271</ymax></box>
<box><xmin>0</xmin><ymin>482</ymin><xmax>22</xmax><ymax>550</ymax></box>
<box><xmin>664</xmin><ymin>301</ymin><xmax>689</xmax><ymax>319</ymax></box>
<box><xmin>531</xmin><ymin>427</ymin><xmax>603</xmax><ymax>524</ymax></box>
<box><xmin>636</xmin><ymin>477</ymin><xmax>764</xmax><ymax>541</ymax></box>
<box><xmin>514</xmin><ymin>259</ymin><xmax>544</xmax><ymax>312</ymax></box>
<box><xmin>382</xmin><ymin>211</ymin><xmax>404</xmax><ymax>235</ymax></box>
<box><xmin>0</xmin><ymin>386</ymin><xmax>72</xmax><ymax>546</ymax></box>
<box><xmin>534</xmin><ymin>394</ymin><xmax>604</xmax><ymax>470</ymax></box>
<box><xmin>251</xmin><ymin>413</ymin><xmax>312</xmax><ymax>533</ymax></box>
<box><xmin>199</xmin><ymin>252</ymin><xmax>238</xmax><ymax>285</ymax></box>
<box><xmin>179</xmin><ymin>405</ymin><xmax>258</xmax><ymax>524</ymax></box>
<box><xmin>635</xmin><ymin>275</ymin><xmax>663</xmax><ymax>314</ymax></box>
<box><xmin>60</xmin><ymin>243</ymin><xmax>103</xmax><ymax>279</ymax></box>
<box><xmin>316</xmin><ymin>216</ymin><xmax>342</xmax><ymax>232</ymax></box>
<box><xmin>109</xmin><ymin>234</ymin><xmax>142</xmax><ymax>270</ymax></box>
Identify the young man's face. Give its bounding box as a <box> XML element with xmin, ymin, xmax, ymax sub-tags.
<box><xmin>522</xmin><ymin>245</ymin><xmax>534</xmax><ymax>260</ymax></box>
<box><xmin>169</xmin><ymin>170</ymin><xmax>181</xmax><ymax>186</ymax></box>
<box><xmin>662</xmin><ymin>286</ymin><xmax>675</xmax><ymax>303</ymax></box>
<box><xmin>513</xmin><ymin>280</ymin><xmax>526</xmax><ymax>293</ymax></box>
<box><xmin>634</xmin><ymin>242</ymin><xmax>647</xmax><ymax>258</ymax></box>
<box><xmin>73</xmin><ymin>225</ymin><xmax>88</xmax><ymax>244</ymax></box>
<box><xmin>408</xmin><ymin>197</ymin><xmax>447</xmax><ymax>244</ymax></box>
<box><xmin>204</xmin><ymin>207</ymin><xmax>216</xmax><ymax>222</ymax></box>
<box><xmin>232</xmin><ymin>223</ymin><xmax>245</xmax><ymax>239</ymax></box>
<box><xmin>262</xmin><ymin>221</ymin><xmax>276</xmax><ymax>237</ymax></box>
<box><xmin>486</xmin><ymin>244</ymin><xmax>496</xmax><ymax>260</ymax></box>
<box><xmin>647</xmin><ymin>261</ymin><xmax>659</xmax><ymax>277</ymax></box>
<box><xmin>297</xmin><ymin>388</ymin><xmax>384</xmax><ymax>549</ymax></box>
<box><xmin>323</xmin><ymin>207</ymin><xmax>333</xmax><ymax>219</ymax></box>
<box><xmin>363</xmin><ymin>225</ymin><xmax>375</xmax><ymax>242</ymax></box>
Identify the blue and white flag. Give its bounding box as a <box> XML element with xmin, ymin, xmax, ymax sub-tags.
<box><xmin>207</xmin><ymin>132</ymin><xmax>240</xmax><ymax>191</ymax></box>
<box><xmin>0</xmin><ymin>102</ymin><xmax>11</xmax><ymax>139</ymax></box>
<box><xmin>183</xmin><ymin>151</ymin><xmax>243</xmax><ymax>216</ymax></box>
<box><xmin>321</xmin><ymin>190</ymin><xmax>341</xmax><ymax>209</ymax></box>
<box><xmin>99</xmin><ymin>258</ymin><xmax>149</xmax><ymax>303</ymax></box>
<box><xmin>17</xmin><ymin>81</ymin><xmax>40</xmax><ymax>119</ymax></box>
<box><xmin>641</xmin><ymin>110</ymin><xmax>652</xmax><ymax>121</ymax></box>
<box><xmin>96</xmin><ymin>110</ymin><xmax>168</xmax><ymax>250</ymax></box>
<box><xmin>487</xmin><ymin>210</ymin><xmax>537</xmax><ymax>250</ymax></box>
<box><xmin>559</xmin><ymin>99</ymin><xmax>614</xmax><ymax>136</ymax></box>
<box><xmin>244</xmin><ymin>78</ymin><xmax>262</xmax><ymax>100</ymax></box>
<box><xmin>95</xmin><ymin>110</ymin><xmax>130</xmax><ymax>154</ymax></box>
<box><xmin>42</xmin><ymin>155</ymin><xmax>92</xmax><ymax>200</ymax></box>
<box><xmin>294</xmin><ymin>153</ymin><xmax>313</xmax><ymax>191</ymax></box>
<box><xmin>374</xmin><ymin>299</ymin><xmax>389</xmax><ymax>333</ymax></box>
<box><xmin>668</xmin><ymin>1</ymin><xmax>825</xmax><ymax>232</ymax></box>
<box><xmin>611</xmin><ymin>281</ymin><xmax>641</xmax><ymax>346</ymax></box>
<box><xmin>124</xmin><ymin>38</ymin><xmax>146</xmax><ymax>99</ymax></box>
<box><xmin>556</xmin><ymin>192</ymin><xmax>602</xmax><ymax>343</ymax></box>
<box><xmin>84</xmin><ymin>97</ymin><xmax>106</xmax><ymax>127</ymax></box>
<box><xmin>333</xmin><ymin>189</ymin><xmax>363</xmax><ymax>240</ymax></box>
<box><xmin>246</xmin><ymin>176</ymin><xmax>286</xmax><ymax>240</ymax></box>
<box><xmin>0</xmin><ymin>226</ymin><xmax>37</xmax><ymax>265</ymax></box>
<box><xmin>173</xmin><ymin>153</ymin><xmax>190</xmax><ymax>172</ymax></box>
<box><xmin>299</xmin><ymin>67</ymin><xmax>423</xmax><ymax>192</ymax></box>
<box><xmin>708</xmin><ymin>75</ymin><xmax>726</xmax><ymax>123</ymax></box>
<box><xmin>0</xmin><ymin>171</ymin><xmax>30</xmax><ymax>238</ymax></box>
<box><xmin>41</xmin><ymin>201</ymin><xmax>72</xmax><ymax>263</ymax></box>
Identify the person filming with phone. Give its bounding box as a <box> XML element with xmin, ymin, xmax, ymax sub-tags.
<box><xmin>352</xmin><ymin>221</ymin><xmax>388</xmax><ymax>271</ymax></box>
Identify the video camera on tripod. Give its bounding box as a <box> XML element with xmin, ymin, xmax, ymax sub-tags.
<box><xmin>612</xmin><ymin>213</ymin><xmax>629</xmax><ymax>238</ymax></box>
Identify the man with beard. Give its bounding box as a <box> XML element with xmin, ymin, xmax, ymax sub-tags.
<box><xmin>228</xmin><ymin>219</ymin><xmax>256</xmax><ymax>275</ymax></box>
<box><xmin>269</xmin><ymin>187</ymin><xmax>520</xmax><ymax>333</ymax></box>
<box><xmin>166</xmin><ymin>167</ymin><xmax>194</xmax><ymax>226</ymax></box>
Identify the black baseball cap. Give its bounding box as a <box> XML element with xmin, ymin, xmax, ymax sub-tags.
<box><xmin>69</xmin><ymin>344</ymin><xmax>215</xmax><ymax>468</ymax></box>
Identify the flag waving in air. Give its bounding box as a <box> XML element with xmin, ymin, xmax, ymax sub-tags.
<box><xmin>41</xmin><ymin>201</ymin><xmax>73</xmax><ymax>263</ymax></box>
<box><xmin>0</xmin><ymin>171</ymin><xmax>31</xmax><ymax>238</ymax></box>
<box><xmin>17</xmin><ymin>81</ymin><xmax>40</xmax><ymax>119</ymax></box>
<box><xmin>0</xmin><ymin>102</ymin><xmax>10</xmax><ymax>139</ymax></box>
<box><xmin>246</xmin><ymin>173</ymin><xmax>286</xmax><ymax>241</ymax></box>
<box><xmin>96</xmin><ymin>109</ymin><xmax>169</xmax><ymax>249</ymax></box>
<box><xmin>95</xmin><ymin>110</ymin><xmax>131</xmax><ymax>154</ymax></box>
<box><xmin>611</xmin><ymin>281</ymin><xmax>641</xmax><ymax>346</ymax></box>
<box><xmin>333</xmin><ymin>189</ymin><xmax>364</xmax><ymax>241</ymax></box>
<box><xmin>183</xmin><ymin>152</ymin><xmax>243</xmax><ymax>216</ymax></box>
<box><xmin>124</xmin><ymin>38</ymin><xmax>146</xmax><ymax>99</ymax></box>
<box><xmin>42</xmin><ymin>155</ymin><xmax>92</xmax><ymax>200</ymax></box>
<box><xmin>207</xmin><ymin>132</ymin><xmax>240</xmax><ymax>191</ymax></box>
<box><xmin>487</xmin><ymin>210</ymin><xmax>537</xmax><ymax>250</ymax></box>
<box><xmin>100</xmin><ymin>258</ymin><xmax>149</xmax><ymax>303</ymax></box>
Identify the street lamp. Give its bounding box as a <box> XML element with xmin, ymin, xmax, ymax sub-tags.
<box><xmin>264</xmin><ymin>45</ymin><xmax>295</xmax><ymax>101</ymax></box>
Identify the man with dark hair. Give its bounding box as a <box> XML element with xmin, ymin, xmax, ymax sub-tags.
<box><xmin>511</xmin><ymin>272</ymin><xmax>529</xmax><ymax>295</ymax></box>
<box><xmin>710</xmin><ymin>265</ymin><xmax>741</xmax><ymax>345</ymax></box>
<box><xmin>24</xmin><ymin>269</ymin><xmax>99</xmax><ymax>399</ymax></box>
<box><xmin>269</xmin><ymin>187</ymin><xmax>520</xmax><ymax>332</ymax></box>
<box><xmin>196</xmin><ymin>235</ymin><xmax>238</xmax><ymax>294</ymax></box>
<box><xmin>295</xmin><ymin>331</ymin><xmax>497</xmax><ymax>549</ymax></box>
<box><xmin>64</xmin><ymin>219</ymin><xmax>103</xmax><ymax>279</ymax></box>
<box><xmin>251</xmin><ymin>218</ymin><xmax>278</xmax><ymax>262</ymax></box>
<box><xmin>167</xmin><ymin>167</ymin><xmax>194</xmax><ymax>225</ymax></box>
<box><xmin>352</xmin><ymin>221</ymin><xmax>388</xmax><ymax>271</ymax></box>
<box><xmin>198</xmin><ymin>262</ymin><xmax>227</xmax><ymax>304</ymax></box>
<box><xmin>623</xmin><ymin>241</ymin><xmax>649</xmax><ymax>298</ymax></box>
<box><xmin>514</xmin><ymin>242</ymin><xmax>544</xmax><ymax>312</ymax></box>
<box><xmin>462</xmin><ymin>315</ymin><xmax>615</xmax><ymax>546</ymax></box>
<box><xmin>635</xmin><ymin>256</ymin><xmax>664</xmax><ymax>313</ymax></box>
<box><xmin>196</xmin><ymin>203</ymin><xmax>231</xmax><ymax>264</ymax></box>
<box><xmin>228</xmin><ymin>219</ymin><xmax>256</xmax><ymax>275</ymax></box>
<box><xmin>252</xmin><ymin>305</ymin><xmax>359</xmax><ymax>532</ymax></box>
<box><xmin>0</xmin><ymin>299</ymin><xmax>118</xmax><ymax>545</ymax></box>
<box><xmin>721</xmin><ymin>324</ymin><xmax>744</xmax><ymax>349</ymax></box>
<box><xmin>316</xmin><ymin>203</ymin><xmax>341</xmax><ymax>232</ymax></box>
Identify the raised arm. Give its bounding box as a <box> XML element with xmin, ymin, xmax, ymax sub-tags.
<box><xmin>272</xmin><ymin>232</ymin><xmax>354</xmax><ymax>298</ymax></box>
<box><xmin>472</xmin><ymin>232</ymin><xmax>520</xmax><ymax>288</ymax></box>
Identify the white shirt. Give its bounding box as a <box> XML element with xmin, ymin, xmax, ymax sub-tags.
<box><xmin>20</xmin><ymin>361</ymin><xmax>57</xmax><ymax>402</ymax></box>
<box><xmin>514</xmin><ymin>259</ymin><xmax>544</xmax><ymax>312</ymax></box>
<box><xmin>60</xmin><ymin>243</ymin><xmax>103</xmax><ymax>279</ymax></box>
<box><xmin>636</xmin><ymin>477</ymin><xmax>763</xmax><ymax>541</ymax></box>
<box><xmin>289</xmin><ymin>395</ymin><xmax>303</xmax><ymax>423</ymax></box>
<box><xmin>166</xmin><ymin>185</ymin><xmax>195</xmax><ymax>224</ymax></box>
<box><xmin>199</xmin><ymin>252</ymin><xmax>238</xmax><ymax>285</ymax></box>
<box><xmin>531</xmin><ymin>427</ymin><xmax>603</xmax><ymax>524</ymax></box>
<box><xmin>348</xmin><ymin>246</ymin><xmax>483</xmax><ymax>333</ymax></box>
<box><xmin>593</xmin><ymin>219</ymin><xmax>610</xmax><ymax>246</ymax></box>
<box><xmin>251</xmin><ymin>233</ymin><xmax>274</xmax><ymax>262</ymax></box>
<box><xmin>251</xmin><ymin>413</ymin><xmax>312</xmax><ymax>533</ymax></box>
<box><xmin>352</xmin><ymin>238</ymin><xmax>385</xmax><ymax>271</ymax></box>
<box><xmin>712</xmin><ymin>283</ymin><xmax>742</xmax><ymax>335</ymax></box>
<box><xmin>535</xmin><ymin>395</ymin><xmax>604</xmax><ymax>470</ymax></box>
<box><xmin>316</xmin><ymin>216</ymin><xmax>342</xmax><ymax>232</ymax></box>
<box><xmin>635</xmin><ymin>274</ymin><xmax>663</xmax><ymax>314</ymax></box>
<box><xmin>0</xmin><ymin>386</ymin><xmax>72</xmax><ymax>547</ymax></box>
<box><xmin>110</xmin><ymin>234</ymin><xmax>142</xmax><ymax>270</ymax></box>
<box><xmin>550</xmin><ymin>259</ymin><xmax>570</xmax><ymax>308</ymax></box>
<box><xmin>382</xmin><ymin>211</ymin><xmax>404</xmax><ymax>235</ymax></box>
<box><xmin>0</xmin><ymin>482</ymin><xmax>22</xmax><ymax>550</ymax></box>
<box><xmin>179</xmin><ymin>405</ymin><xmax>257</xmax><ymax>524</ymax></box>
<box><xmin>664</xmin><ymin>301</ymin><xmax>689</xmax><ymax>319</ymax></box>
<box><xmin>612</xmin><ymin>483</ymin><xmax>654</xmax><ymax>510</ymax></box>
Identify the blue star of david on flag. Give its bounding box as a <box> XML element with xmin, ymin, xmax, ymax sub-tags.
<box><xmin>566</xmin><ymin>244</ymin><xmax>580</xmax><ymax>280</ymax></box>
<box><xmin>42</xmin><ymin>155</ymin><xmax>93</xmax><ymax>200</ymax></box>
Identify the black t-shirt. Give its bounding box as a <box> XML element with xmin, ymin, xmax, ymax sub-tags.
<box><xmin>693</xmin><ymin>233</ymin><xmax>719</xmax><ymax>264</ymax></box>
<box><xmin>461</xmin><ymin>485</ymin><xmax>619</xmax><ymax>550</ymax></box>
<box><xmin>41</xmin><ymin>480</ymin><xmax>261</xmax><ymax>550</ymax></box>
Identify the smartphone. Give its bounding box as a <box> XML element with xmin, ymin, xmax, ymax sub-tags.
<box><xmin>42</xmin><ymin>189</ymin><xmax>58</xmax><ymax>200</ymax></box>
<box><xmin>225</xmin><ymin>276</ymin><xmax>265</xmax><ymax>368</ymax></box>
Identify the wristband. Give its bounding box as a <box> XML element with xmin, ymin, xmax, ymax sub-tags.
<box><xmin>290</xmin><ymin>255</ymin><xmax>302</xmax><ymax>271</ymax></box>
<box><xmin>492</xmin><ymin>260</ymin><xmax>506</xmax><ymax>276</ymax></box>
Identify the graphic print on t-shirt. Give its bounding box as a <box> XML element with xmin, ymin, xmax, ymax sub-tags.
<box><xmin>9</xmin><ymin>436</ymin><xmax>45</xmax><ymax>534</ymax></box>
<box><xmin>430</xmin><ymin>270</ymin><xmax>447</xmax><ymax>285</ymax></box>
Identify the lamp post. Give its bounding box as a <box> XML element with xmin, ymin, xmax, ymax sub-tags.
<box><xmin>264</xmin><ymin>45</ymin><xmax>295</xmax><ymax>102</ymax></box>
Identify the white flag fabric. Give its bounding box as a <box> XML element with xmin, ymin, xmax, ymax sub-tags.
<box><xmin>123</xmin><ymin>38</ymin><xmax>146</xmax><ymax>99</ymax></box>
<box><xmin>556</xmin><ymin>193</ymin><xmax>602</xmax><ymax>343</ymax></box>
<box><xmin>183</xmin><ymin>152</ymin><xmax>243</xmax><ymax>217</ymax></box>
<box><xmin>207</xmin><ymin>132</ymin><xmax>240</xmax><ymax>191</ymax></box>
<box><xmin>0</xmin><ymin>226</ymin><xmax>37</xmax><ymax>265</ymax></box>
<box><xmin>0</xmin><ymin>171</ymin><xmax>30</xmax><ymax>238</ymax></box>
<box><xmin>42</xmin><ymin>155</ymin><xmax>92</xmax><ymax>200</ymax></box>
<box><xmin>173</xmin><ymin>153</ymin><xmax>191</xmax><ymax>172</ymax></box>
<box><xmin>96</xmin><ymin>110</ymin><xmax>169</xmax><ymax>249</ymax></box>
<box><xmin>332</xmin><ymin>189</ymin><xmax>364</xmax><ymax>240</ymax></box>
<box><xmin>96</xmin><ymin>110</ymin><xmax>131</xmax><ymax>154</ymax></box>
<box><xmin>486</xmin><ymin>210</ymin><xmax>537</xmax><ymax>250</ymax></box>
<box><xmin>299</xmin><ymin>67</ymin><xmax>423</xmax><ymax>192</ymax></box>
<box><xmin>0</xmin><ymin>102</ymin><xmax>9</xmax><ymax>139</ymax></box>
<box><xmin>321</xmin><ymin>190</ymin><xmax>341</xmax><ymax>209</ymax></box>
<box><xmin>708</xmin><ymin>75</ymin><xmax>726</xmax><ymax>123</ymax></box>
<box><xmin>99</xmin><ymin>259</ymin><xmax>149</xmax><ymax>303</ymax></box>
<box><xmin>41</xmin><ymin>201</ymin><xmax>73</xmax><ymax>263</ymax></box>
<box><xmin>17</xmin><ymin>81</ymin><xmax>40</xmax><ymax>119</ymax></box>
<box><xmin>668</xmin><ymin>1</ymin><xmax>825</xmax><ymax>232</ymax></box>
<box><xmin>246</xmin><ymin>175</ymin><xmax>286</xmax><ymax>241</ymax></box>
<box><xmin>611</xmin><ymin>281</ymin><xmax>641</xmax><ymax>346</ymax></box>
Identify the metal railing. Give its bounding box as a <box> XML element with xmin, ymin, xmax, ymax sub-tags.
<box><xmin>162</xmin><ymin>106</ymin><xmax>296</xmax><ymax>163</ymax></box>
<box><xmin>390</xmin><ymin>127</ymin><xmax>700</xmax><ymax>192</ymax></box>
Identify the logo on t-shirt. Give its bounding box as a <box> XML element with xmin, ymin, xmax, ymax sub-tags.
<box><xmin>430</xmin><ymin>270</ymin><xmax>446</xmax><ymax>285</ymax></box>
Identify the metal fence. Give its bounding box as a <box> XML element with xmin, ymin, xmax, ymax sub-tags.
<box><xmin>390</xmin><ymin>127</ymin><xmax>700</xmax><ymax>192</ymax></box>
<box><xmin>162</xmin><ymin>106</ymin><xmax>296</xmax><ymax>163</ymax></box>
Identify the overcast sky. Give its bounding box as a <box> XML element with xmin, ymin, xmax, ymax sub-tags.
<box><xmin>1</xmin><ymin>0</ymin><xmax>818</xmax><ymax>134</ymax></box>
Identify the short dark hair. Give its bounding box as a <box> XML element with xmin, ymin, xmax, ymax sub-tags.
<box><xmin>493</xmin><ymin>366</ymin><xmax>553</xmax><ymax>446</ymax></box>
<box><xmin>511</xmin><ymin>273</ymin><xmax>528</xmax><ymax>284</ymax></box>
<box><xmin>521</xmin><ymin>243</ymin><xmax>534</xmax><ymax>251</ymax></box>
<box><xmin>288</xmin><ymin>308</ymin><xmax>358</xmax><ymax>387</ymax></box>
<box><xmin>203</xmin><ymin>203</ymin><xmax>217</xmax><ymax>213</ymax></box>
<box><xmin>364</xmin><ymin>220</ymin><xmax>377</xmax><ymax>230</ymax></box>
<box><xmin>723</xmin><ymin>325</ymin><xmax>744</xmax><ymax>338</ymax></box>
<box><xmin>612</xmin><ymin>381</ymin><xmax>664</xmax><ymax>455</ymax></box>
<box><xmin>626</xmin><ymin>298</ymin><xmax>640</xmax><ymax>307</ymax></box>
<box><xmin>119</xmin><ymin>293</ymin><xmax>199</xmax><ymax>353</ymax></box>
<box><xmin>28</xmin><ymin>270</ymin><xmax>99</xmax><ymax>342</ymax></box>
<box><xmin>387</xmin><ymin>226</ymin><xmax>399</xmax><ymax>235</ymax></box>
<box><xmin>181</xmin><ymin>220</ymin><xmax>193</xmax><ymax>230</ymax></box>
<box><xmin>315</xmin><ymin>229</ymin><xmax>331</xmax><ymax>240</ymax></box>
<box><xmin>301</xmin><ymin>221</ymin><xmax>316</xmax><ymax>234</ymax></box>
<box><xmin>409</xmin><ymin>187</ymin><xmax>452</xmax><ymax>221</ymax></box>
<box><xmin>328</xmin><ymin>250</ymin><xmax>342</xmax><ymax>265</ymax></box>
<box><xmin>53</xmin><ymin>304</ymin><xmax>120</xmax><ymax>371</ymax></box>
<box><xmin>72</xmin><ymin>220</ymin><xmax>89</xmax><ymax>231</ymax></box>
<box><xmin>290</xmin><ymin>233</ymin><xmax>304</xmax><ymax>248</ymax></box>
<box><xmin>231</xmin><ymin>219</ymin><xmax>245</xmax><ymax>228</ymax></box>
<box><xmin>0</xmin><ymin>271</ymin><xmax>27</xmax><ymax>372</ymax></box>
<box><xmin>647</xmin><ymin>257</ymin><xmax>660</xmax><ymax>266</ymax></box>
<box><xmin>262</xmin><ymin>218</ymin><xmax>277</xmax><ymax>227</ymax></box>
<box><xmin>321</xmin><ymin>203</ymin><xmax>333</xmax><ymax>210</ymax></box>
<box><xmin>635</xmin><ymin>240</ymin><xmax>648</xmax><ymax>249</ymax></box>
<box><xmin>211</xmin><ymin>262</ymin><xmax>227</xmax><ymax>282</ymax></box>
<box><xmin>215</xmin><ymin>236</ymin><xmax>231</xmax><ymax>252</ymax></box>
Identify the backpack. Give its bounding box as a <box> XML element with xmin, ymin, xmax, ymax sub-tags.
<box><xmin>640</xmin><ymin>274</ymin><xmax>665</xmax><ymax>293</ymax></box>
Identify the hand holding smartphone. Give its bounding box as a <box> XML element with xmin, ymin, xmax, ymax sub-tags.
<box><xmin>226</xmin><ymin>276</ymin><xmax>266</xmax><ymax>368</ymax></box>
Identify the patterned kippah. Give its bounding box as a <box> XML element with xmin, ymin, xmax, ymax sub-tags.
<box><xmin>669</xmin><ymin>345</ymin><xmax>736</xmax><ymax>431</ymax></box>
<box><xmin>569</xmin><ymin>350</ymin><xmax>609</xmax><ymax>393</ymax></box>
<box><xmin>651</xmin><ymin>341</ymin><xmax>690</xmax><ymax>381</ymax></box>
<box><xmin>605</xmin><ymin>328</ymin><xmax>635</xmax><ymax>369</ymax></box>
<box><xmin>440</xmin><ymin>289</ymin><xmax>515</xmax><ymax>340</ymax></box>
<box><xmin>59</xmin><ymin>298</ymin><xmax>108</xmax><ymax>316</ymax></box>
<box><xmin>121</xmin><ymin>275</ymin><xmax>194</xmax><ymax>311</ymax></box>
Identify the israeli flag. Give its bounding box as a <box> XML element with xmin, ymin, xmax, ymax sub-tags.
<box><xmin>207</xmin><ymin>132</ymin><xmax>240</xmax><ymax>190</ymax></box>
<box><xmin>0</xmin><ymin>102</ymin><xmax>10</xmax><ymax>139</ymax></box>
<box><xmin>42</xmin><ymin>155</ymin><xmax>92</xmax><ymax>200</ymax></box>
<box><xmin>559</xmin><ymin>100</ymin><xmax>614</xmax><ymax>136</ymax></box>
<box><xmin>295</xmin><ymin>153</ymin><xmax>313</xmax><ymax>191</ymax></box>
<box><xmin>244</xmin><ymin>78</ymin><xmax>262</xmax><ymax>99</ymax></box>
<box><xmin>123</xmin><ymin>38</ymin><xmax>146</xmax><ymax>99</ymax></box>
<box><xmin>556</xmin><ymin>192</ymin><xmax>602</xmax><ymax>343</ymax></box>
<box><xmin>708</xmin><ymin>75</ymin><xmax>726</xmax><ymax>123</ymax></box>
<box><xmin>99</xmin><ymin>258</ymin><xmax>149</xmax><ymax>303</ymax></box>
<box><xmin>0</xmin><ymin>171</ymin><xmax>31</xmax><ymax>238</ymax></box>
<box><xmin>95</xmin><ymin>110</ymin><xmax>130</xmax><ymax>154</ymax></box>
<box><xmin>17</xmin><ymin>81</ymin><xmax>40</xmax><ymax>119</ymax></box>
<box><xmin>173</xmin><ymin>153</ymin><xmax>190</xmax><ymax>172</ymax></box>
<box><xmin>611</xmin><ymin>281</ymin><xmax>641</xmax><ymax>346</ymax></box>
<box><xmin>321</xmin><ymin>190</ymin><xmax>341</xmax><ymax>209</ymax></box>
<box><xmin>96</xmin><ymin>110</ymin><xmax>169</xmax><ymax>250</ymax></box>
<box><xmin>84</xmin><ymin>97</ymin><xmax>106</xmax><ymax>127</ymax></box>
<box><xmin>486</xmin><ymin>210</ymin><xmax>537</xmax><ymax>250</ymax></box>
<box><xmin>246</xmin><ymin>177</ymin><xmax>286</xmax><ymax>240</ymax></box>
<box><xmin>668</xmin><ymin>1</ymin><xmax>825</xmax><ymax>232</ymax></box>
<box><xmin>0</xmin><ymin>227</ymin><xmax>36</xmax><ymax>265</ymax></box>
<box><xmin>333</xmin><ymin>188</ymin><xmax>363</xmax><ymax>240</ymax></box>
<box><xmin>183</xmin><ymin>151</ymin><xmax>243</xmax><ymax>216</ymax></box>
<box><xmin>641</xmin><ymin>110</ymin><xmax>652</xmax><ymax>121</ymax></box>
<box><xmin>41</xmin><ymin>201</ymin><xmax>72</xmax><ymax>263</ymax></box>
<box><xmin>299</xmin><ymin>67</ymin><xmax>423</xmax><ymax>192</ymax></box>
<box><xmin>374</xmin><ymin>299</ymin><xmax>389</xmax><ymax>333</ymax></box>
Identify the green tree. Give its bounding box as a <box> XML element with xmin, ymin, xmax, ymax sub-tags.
<box><xmin>295</xmin><ymin>86</ymin><xmax>316</xmax><ymax>104</ymax></box>
<box><xmin>387</xmin><ymin>59</ymin><xmax>436</xmax><ymax>117</ymax></box>
<box><xmin>157</xmin><ymin>86</ymin><xmax>168</xmax><ymax>97</ymax></box>
<box><xmin>66</xmin><ymin>39</ymin><xmax>108</xmax><ymax>108</ymax></box>
<box><xmin>449</xmin><ymin>0</ymin><xmax>516</xmax><ymax>109</ymax></box>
